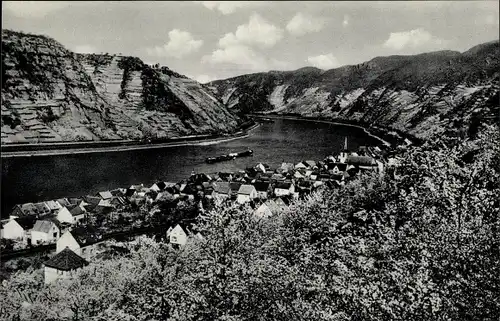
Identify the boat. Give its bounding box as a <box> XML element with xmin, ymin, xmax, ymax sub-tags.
<box><xmin>205</xmin><ymin>149</ymin><xmax>253</xmax><ymax>164</ymax></box>
<box><xmin>260</xmin><ymin>118</ymin><xmax>274</xmax><ymax>123</ymax></box>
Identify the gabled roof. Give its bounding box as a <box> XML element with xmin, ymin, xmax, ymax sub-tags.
<box><xmin>44</xmin><ymin>247</ymin><xmax>89</xmax><ymax>271</ymax></box>
<box><xmin>83</xmin><ymin>196</ymin><xmax>101</xmax><ymax>205</ymax></box>
<box><xmin>230</xmin><ymin>182</ymin><xmax>243</xmax><ymax>193</ymax></box>
<box><xmin>304</xmin><ymin>160</ymin><xmax>317</xmax><ymax>167</ymax></box>
<box><xmin>33</xmin><ymin>219</ymin><xmax>59</xmax><ymax>233</ymax></box>
<box><xmin>346</xmin><ymin>155</ymin><xmax>377</xmax><ymax>166</ymax></box>
<box><xmin>253</xmin><ymin>181</ymin><xmax>270</xmax><ymax>192</ymax></box>
<box><xmin>45</xmin><ymin>200</ymin><xmax>62</xmax><ymax>211</ymax></box>
<box><xmin>169</xmin><ymin>224</ymin><xmax>186</xmax><ymax>236</ymax></box>
<box><xmin>97</xmin><ymin>191</ymin><xmax>113</xmax><ymax>200</ymax></box>
<box><xmin>14</xmin><ymin>216</ymin><xmax>37</xmax><ymax>230</ymax></box>
<box><xmin>68</xmin><ymin>226</ymin><xmax>101</xmax><ymax>246</ymax></box>
<box><xmin>213</xmin><ymin>182</ymin><xmax>231</xmax><ymax>194</ymax></box>
<box><xmin>238</xmin><ymin>184</ymin><xmax>256</xmax><ymax>195</ymax></box>
<box><xmin>68</xmin><ymin>198</ymin><xmax>84</xmax><ymax>205</ymax></box>
<box><xmin>33</xmin><ymin>202</ymin><xmax>50</xmax><ymax>213</ymax></box>
<box><xmin>155</xmin><ymin>181</ymin><xmax>167</xmax><ymax>190</ymax></box>
<box><xmin>68</xmin><ymin>204</ymin><xmax>85</xmax><ymax>216</ymax></box>
<box><xmin>56</xmin><ymin>198</ymin><xmax>71</xmax><ymax>207</ymax></box>
<box><xmin>275</xmin><ymin>181</ymin><xmax>293</xmax><ymax>190</ymax></box>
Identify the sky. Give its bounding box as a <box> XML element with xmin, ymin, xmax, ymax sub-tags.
<box><xmin>2</xmin><ymin>1</ymin><xmax>499</xmax><ymax>83</ymax></box>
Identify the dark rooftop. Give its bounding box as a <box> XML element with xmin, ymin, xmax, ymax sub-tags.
<box><xmin>44</xmin><ymin>247</ymin><xmax>89</xmax><ymax>271</ymax></box>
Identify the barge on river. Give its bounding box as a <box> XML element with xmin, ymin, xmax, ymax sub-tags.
<box><xmin>206</xmin><ymin>149</ymin><xmax>253</xmax><ymax>164</ymax></box>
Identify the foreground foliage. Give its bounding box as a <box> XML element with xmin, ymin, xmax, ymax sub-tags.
<box><xmin>1</xmin><ymin>125</ymin><xmax>499</xmax><ymax>321</ymax></box>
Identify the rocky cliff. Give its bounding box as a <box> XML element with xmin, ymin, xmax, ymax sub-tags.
<box><xmin>210</xmin><ymin>41</ymin><xmax>499</xmax><ymax>140</ymax></box>
<box><xmin>1</xmin><ymin>30</ymin><xmax>241</xmax><ymax>144</ymax></box>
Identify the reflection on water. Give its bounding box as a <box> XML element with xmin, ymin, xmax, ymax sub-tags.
<box><xmin>1</xmin><ymin>118</ymin><xmax>380</xmax><ymax>213</ymax></box>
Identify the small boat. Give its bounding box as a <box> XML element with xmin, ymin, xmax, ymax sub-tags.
<box><xmin>260</xmin><ymin>118</ymin><xmax>274</xmax><ymax>123</ymax></box>
<box><xmin>205</xmin><ymin>149</ymin><xmax>253</xmax><ymax>164</ymax></box>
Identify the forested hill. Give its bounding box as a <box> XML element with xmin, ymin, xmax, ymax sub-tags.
<box><xmin>1</xmin><ymin>123</ymin><xmax>499</xmax><ymax>320</ymax></box>
<box><xmin>1</xmin><ymin>29</ymin><xmax>241</xmax><ymax>144</ymax></box>
<box><xmin>209</xmin><ymin>40</ymin><xmax>499</xmax><ymax>140</ymax></box>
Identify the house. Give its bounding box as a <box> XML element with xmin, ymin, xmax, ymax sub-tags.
<box><xmin>229</xmin><ymin>182</ymin><xmax>243</xmax><ymax>197</ymax></box>
<box><xmin>150</xmin><ymin>181</ymin><xmax>166</xmax><ymax>192</ymax></box>
<box><xmin>237</xmin><ymin>185</ymin><xmax>257</xmax><ymax>204</ymax></box>
<box><xmin>44</xmin><ymin>247</ymin><xmax>89</xmax><ymax>284</ymax></box>
<box><xmin>277</xmin><ymin>162</ymin><xmax>295</xmax><ymax>174</ymax></box>
<box><xmin>270</xmin><ymin>173</ymin><xmax>285</xmax><ymax>182</ymax></box>
<box><xmin>32</xmin><ymin>219</ymin><xmax>60</xmax><ymax>245</ymax></box>
<box><xmin>254</xmin><ymin>163</ymin><xmax>267</xmax><ymax>173</ymax></box>
<box><xmin>253</xmin><ymin>181</ymin><xmax>271</xmax><ymax>199</ymax></box>
<box><xmin>45</xmin><ymin>200</ymin><xmax>63</xmax><ymax>213</ymax></box>
<box><xmin>346</xmin><ymin>155</ymin><xmax>379</xmax><ymax>171</ymax></box>
<box><xmin>295</xmin><ymin>161</ymin><xmax>307</xmax><ymax>169</ymax></box>
<box><xmin>56</xmin><ymin>198</ymin><xmax>71</xmax><ymax>208</ymax></box>
<box><xmin>274</xmin><ymin>181</ymin><xmax>295</xmax><ymax>197</ymax></box>
<box><xmin>57</xmin><ymin>205</ymin><xmax>85</xmax><ymax>224</ymax></box>
<box><xmin>217</xmin><ymin>172</ymin><xmax>233</xmax><ymax>182</ymax></box>
<box><xmin>56</xmin><ymin>227</ymin><xmax>103</xmax><ymax>257</ymax></box>
<box><xmin>303</xmin><ymin>160</ymin><xmax>317</xmax><ymax>169</ymax></box>
<box><xmin>2</xmin><ymin>216</ymin><xmax>36</xmax><ymax>241</ymax></box>
<box><xmin>96</xmin><ymin>191</ymin><xmax>113</xmax><ymax>200</ymax></box>
<box><xmin>254</xmin><ymin>199</ymin><xmax>286</xmax><ymax>218</ymax></box>
<box><xmin>167</xmin><ymin>224</ymin><xmax>187</xmax><ymax>246</ymax></box>
<box><xmin>10</xmin><ymin>203</ymin><xmax>38</xmax><ymax>217</ymax></box>
<box><xmin>212</xmin><ymin>182</ymin><xmax>231</xmax><ymax>199</ymax></box>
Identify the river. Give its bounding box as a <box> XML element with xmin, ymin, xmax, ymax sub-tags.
<box><xmin>1</xmin><ymin>118</ymin><xmax>381</xmax><ymax>214</ymax></box>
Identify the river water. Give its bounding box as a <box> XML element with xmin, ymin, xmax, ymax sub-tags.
<box><xmin>1</xmin><ymin>118</ymin><xmax>380</xmax><ymax>214</ymax></box>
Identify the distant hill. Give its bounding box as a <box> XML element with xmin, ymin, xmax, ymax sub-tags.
<box><xmin>1</xmin><ymin>30</ymin><xmax>241</xmax><ymax>144</ymax></box>
<box><xmin>210</xmin><ymin>41</ymin><xmax>499</xmax><ymax>139</ymax></box>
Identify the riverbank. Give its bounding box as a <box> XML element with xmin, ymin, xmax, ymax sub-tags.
<box><xmin>1</xmin><ymin>123</ymin><xmax>261</xmax><ymax>158</ymax></box>
<box><xmin>248</xmin><ymin>113</ymin><xmax>424</xmax><ymax>147</ymax></box>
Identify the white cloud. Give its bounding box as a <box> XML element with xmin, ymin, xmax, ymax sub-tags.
<box><xmin>3</xmin><ymin>1</ymin><xmax>71</xmax><ymax>18</ymax></box>
<box><xmin>203</xmin><ymin>44</ymin><xmax>290</xmax><ymax>71</ymax></box>
<box><xmin>193</xmin><ymin>1</ymin><xmax>267</xmax><ymax>15</ymax></box>
<box><xmin>343</xmin><ymin>14</ymin><xmax>349</xmax><ymax>27</ymax></box>
<box><xmin>307</xmin><ymin>53</ymin><xmax>340</xmax><ymax>70</ymax></box>
<box><xmin>286</xmin><ymin>12</ymin><xmax>326</xmax><ymax>36</ymax></box>
<box><xmin>146</xmin><ymin>29</ymin><xmax>203</xmax><ymax>58</ymax></box>
<box><xmin>203</xmin><ymin>45</ymin><xmax>266</xmax><ymax>71</ymax></box>
<box><xmin>219</xmin><ymin>13</ymin><xmax>283</xmax><ymax>49</ymax></box>
<box><xmin>73</xmin><ymin>45</ymin><xmax>97</xmax><ymax>54</ymax></box>
<box><xmin>383</xmin><ymin>28</ymin><xmax>445</xmax><ymax>51</ymax></box>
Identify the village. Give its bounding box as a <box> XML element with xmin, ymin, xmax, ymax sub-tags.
<box><xmin>1</xmin><ymin>140</ymin><xmax>397</xmax><ymax>284</ymax></box>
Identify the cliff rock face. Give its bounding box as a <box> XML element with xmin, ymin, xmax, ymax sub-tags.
<box><xmin>210</xmin><ymin>41</ymin><xmax>499</xmax><ymax>140</ymax></box>
<box><xmin>1</xmin><ymin>30</ymin><xmax>240</xmax><ymax>144</ymax></box>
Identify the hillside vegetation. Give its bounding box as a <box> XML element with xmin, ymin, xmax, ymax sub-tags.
<box><xmin>1</xmin><ymin>30</ymin><xmax>241</xmax><ymax>144</ymax></box>
<box><xmin>1</xmin><ymin>124</ymin><xmax>498</xmax><ymax>321</ymax></box>
<box><xmin>210</xmin><ymin>41</ymin><xmax>499</xmax><ymax>140</ymax></box>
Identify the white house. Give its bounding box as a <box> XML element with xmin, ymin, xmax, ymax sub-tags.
<box><xmin>57</xmin><ymin>205</ymin><xmax>85</xmax><ymax>225</ymax></box>
<box><xmin>56</xmin><ymin>228</ymin><xmax>102</xmax><ymax>258</ymax></box>
<box><xmin>254</xmin><ymin>163</ymin><xmax>267</xmax><ymax>173</ymax></box>
<box><xmin>2</xmin><ymin>217</ymin><xmax>35</xmax><ymax>241</ymax></box>
<box><xmin>254</xmin><ymin>199</ymin><xmax>286</xmax><ymax>218</ymax></box>
<box><xmin>31</xmin><ymin>219</ymin><xmax>60</xmax><ymax>245</ymax></box>
<box><xmin>167</xmin><ymin>224</ymin><xmax>187</xmax><ymax>246</ymax></box>
<box><xmin>44</xmin><ymin>247</ymin><xmax>89</xmax><ymax>284</ymax></box>
<box><xmin>2</xmin><ymin>219</ymin><xmax>26</xmax><ymax>240</ymax></box>
<box><xmin>274</xmin><ymin>181</ymin><xmax>295</xmax><ymax>197</ymax></box>
<box><xmin>236</xmin><ymin>185</ymin><xmax>257</xmax><ymax>204</ymax></box>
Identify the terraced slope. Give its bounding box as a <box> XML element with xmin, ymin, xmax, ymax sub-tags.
<box><xmin>1</xmin><ymin>30</ymin><xmax>241</xmax><ymax>144</ymax></box>
<box><xmin>210</xmin><ymin>41</ymin><xmax>499</xmax><ymax>140</ymax></box>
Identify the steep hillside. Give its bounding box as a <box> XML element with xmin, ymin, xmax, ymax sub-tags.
<box><xmin>210</xmin><ymin>41</ymin><xmax>499</xmax><ymax>140</ymax></box>
<box><xmin>1</xmin><ymin>30</ymin><xmax>241</xmax><ymax>144</ymax></box>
